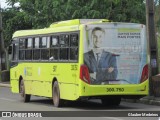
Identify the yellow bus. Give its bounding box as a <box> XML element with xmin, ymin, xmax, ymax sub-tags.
<box><xmin>10</xmin><ymin>19</ymin><xmax>148</xmax><ymax>107</ymax></box>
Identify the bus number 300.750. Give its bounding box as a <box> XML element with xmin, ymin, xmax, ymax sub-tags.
<box><xmin>106</xmin><ymin>88</ymin><xmax>124</xmax><ymax>92</ymax></box>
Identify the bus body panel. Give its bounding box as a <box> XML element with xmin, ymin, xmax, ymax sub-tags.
<box><xmin>11</xmin><ymin>64</ymin><xmax>22</xmax><ymax>93</ymax></box>
<box><xmin>78</xmin><ymin>79</ymin><xmax>148</xmax><ymax>97</ymax></box>
<box><xmin>11</xmin><ymin>63</ymin><xmax>79</xmax><ymax>100</ymax></box>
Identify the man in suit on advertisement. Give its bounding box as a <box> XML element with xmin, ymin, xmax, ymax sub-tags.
<box><xmin>84</xmin><ymin>27</ymin><xmax>118</xmax><ymax>84</ymax></box>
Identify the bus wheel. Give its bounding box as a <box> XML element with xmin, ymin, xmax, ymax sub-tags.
<box><xmin>101</xmin><ymin>98</ymin><xmax>111</xmax><ymax>106</ymax></box>
<box><xmin>113</xmin><ymin>97</ymin><xmax>121</xmax><ymax>106</ymax></box>
<box><xmin>52</xmin><ymin>81</ymin><xmax>64</xmax><ymax>107</ymax></box>
<box><xmin>101</xmin><ymin>97</ymin><xmax>121</xmax><ymax>106</ymax></box>
<box><xmin>20</xmin><ymin>80</ymin><xmax>31</xmax><ymax>102</ymax></box>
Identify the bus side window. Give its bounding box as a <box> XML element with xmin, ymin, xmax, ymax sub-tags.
<box><xmin>19</xmin><ymin>38</ymin><xmax>25</xmax><ymax>49</ymax></box>
<box><xmin>33</xmin><ymin>37</ymin><xmax>40</xmax><ymax>60</ymax></box>
<box><xmin>70</xmin><ymin>34</ymin><xmax>78</xmax><ymax>47</ymax></box>
<box><xmin>70</xmin><ymin>48</ymin><xmax>78</xmax><ymax>60</ymax></box>
<box><xmin>25</xmin><ymin>38</ymin><xmax>32</xmax><ymax>60</ymax></box>
<box><xmin>19</xmin><ymin>38</ymin><xmax>26</xmax><ymax>60</ymax></box>
<box><xmin>60</xmin><ymin>34</ymin><xmax>69</xmax><ymax>47</ymax></box>
<box><xmin>41</xmin><ymin>36</ymin><xmax>47</xmax><ymax>48</ymax></box>
<box><xmin>50</xmin><ymin>36</ymin><xmax>59</xmax><ymax>60</ymax></box>
<box><xmin>41</xmin><ymin>36</ymin><xmax>50</xmax><ymax>60</ymax></box>
<box><xmin>12</xmin><ymin>42</ymin><xmax>18</xmax><ymax>61</ymax></box>
<box><xmin>60</xmin><ymin>34</ymin><xmax>69</xmax><ymax>60</ymax></box>
<box><xmin>51</xmin><ymin>36</ymin><xmax>59</xmax><ymax>47</ymax></box>
<box><xmin>60</xmin><ymin>48</ymin><xmax>69</xmax><ymax>60</ymax></box>
<box><xmin>70</xmin><ymin>34</ymin><xmax>79</xmax><ymax>60</ymax></box>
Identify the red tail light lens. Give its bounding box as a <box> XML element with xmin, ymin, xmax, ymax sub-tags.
<box><xmin>140</xmin><ymin>64</ymin><xmax>148</xmax><ymax>83</ymax></box>
<box><xmin>80</xmin><ymin>65</ymin><xmax>90</xmax><ymax>84</ymax></box>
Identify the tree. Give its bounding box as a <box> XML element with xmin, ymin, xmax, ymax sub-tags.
<box><xmin>2</xmin><ymin>0</ymin><xmax>146</xmax><ymax>47</ymax></box>
<box><xmin>155</xmin><ymin>0</ymin><xmax>160</xmax><ymax>32</ymax></box>
<box><xmin>2</xmin><ymin>8</ymin><xmax>32</xmax><ymax>47</ymax></box>
<box><xmin>5</xmin><ymin>0</ymin><xmax>146</xmax><ymax>27</ymax></box>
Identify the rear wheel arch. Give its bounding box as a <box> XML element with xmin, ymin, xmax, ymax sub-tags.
<box><xmin>19</xmin><ymin>75</ymin><xmax>23</xmax><ymax>93</ymax></box>
<box><xmin>52</xmin><ymin>77</ymin><xmax>64</xmax><ymax>107</ymax></box>
<box><xmin>19</xmin><ymin>76</ymin><xmax>31</xmax><ymax>102</ymax></box>
<box><xmin>52</xmin><ymin>77</ymin><xmax>58</xmax><ymax>88</ymax></box>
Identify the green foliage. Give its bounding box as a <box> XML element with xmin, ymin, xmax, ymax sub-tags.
<box><xmin>2</xmin><ymin>8</ymin><xmax>32</xmax><ymax>47</ymax></box>
<box><xmin>2</xmin><ymin>0</ymin><xmax>146</xmax><ymax>47</ymax></box>
<box><xmin>155</xmin><ymin>2</ymin><xmax>160</xmax><ymax>33</ymax></box>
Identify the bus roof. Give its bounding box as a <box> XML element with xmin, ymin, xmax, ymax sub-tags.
<box><xmin>12</xmin><ymin>19</ymin><xmax>110</xmax><ymax>39</ymax></box>
<box><xmin>49</xmin><ymin>19</ymin><xmax>109</xmax><ymax>28</ymax></box>
<box><xmin>12</xmin><ymin>19</ymin><xmax>143</xmax><ymax>39</ymax></box>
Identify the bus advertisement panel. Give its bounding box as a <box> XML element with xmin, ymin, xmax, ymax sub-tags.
<box><xmin>84</xmin><ymin>23</ymin><xmax>148</xmax><ymax>85</ymax></box>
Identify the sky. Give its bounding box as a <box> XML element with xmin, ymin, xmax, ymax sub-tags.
<box><xmin>1</xmin><ymin>0</ymin><xmax>8</xmax><ymax>8</ymax></box>
<box><xmin>1</xmin><ymin>0</ymin><xmax>20</xmax><ymax>9</ymax></box>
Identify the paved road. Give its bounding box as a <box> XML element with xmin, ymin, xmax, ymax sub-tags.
<box><xmin>0</xmin><ymin>87</ymin><xmax>160</xmax><ymax>120</ymax></box>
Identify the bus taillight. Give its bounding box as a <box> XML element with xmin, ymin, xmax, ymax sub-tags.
<box><xmin>80</xmin><ymin>65</ymin><xmax>91</xmax><ymax>84</ymax></box>
<box><xmin>140</xmin><ymin>64</ymin><xmax>148</xmax><ymax>83</ymax></box>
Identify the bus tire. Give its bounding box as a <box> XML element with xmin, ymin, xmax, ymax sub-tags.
<box><xmin>101</xmin><ymin>98</ymin><xmax>111</xmax><ymax>106</ymax></box>
<box><xmin>52</xmin><ymin>81</ymin><xmax>64</xmax><ymax>107</ymax></box>
<box><xmin>112</xmin><ymin>97</ymin><xmax>121</xmax><ymax>106</ymax></box>
<box><xmin>20</xmin><ymin>80</ymin><xmax>31</xmax><ymax>102</ymax></box>
<box><xmin>101</xmin><ymin>97</ymin><xmax>121</xmax><ymax>106</ymax></box>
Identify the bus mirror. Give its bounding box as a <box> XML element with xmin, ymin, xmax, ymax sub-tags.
<box><xmin>8</xmin><ymin>46</ymin><xmax>12</xmax><ymax>54</ymax></box>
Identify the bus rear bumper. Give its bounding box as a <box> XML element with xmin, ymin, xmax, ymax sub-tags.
<box><xmin>79</xmin><ymin>79</ymin><xmax>149</xmax><ymax>97</ymax></box>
